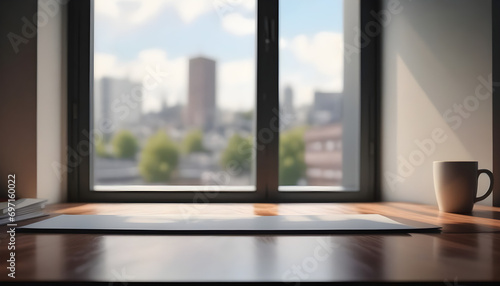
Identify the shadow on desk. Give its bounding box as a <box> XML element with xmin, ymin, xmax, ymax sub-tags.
<box><xmin>472</xmin><ymin>210</ymin><xmax>500</xmax><ymax>220</ymax></box>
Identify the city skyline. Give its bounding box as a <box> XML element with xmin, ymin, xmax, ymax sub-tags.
<box><xmin>94</xmin><ymin>0</ymin><xmax>344</xmax><ymax>112</ymax></box>
<box><xmin>95</xmin><ymin>70</ymin><xmax>342</xmax><ymax>125</ymax></box>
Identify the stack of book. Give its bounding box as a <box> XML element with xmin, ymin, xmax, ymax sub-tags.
<box><xmin>0</xmin><ymin>198</ymin><xmax>48</xmax><ymax>225</ymax></box>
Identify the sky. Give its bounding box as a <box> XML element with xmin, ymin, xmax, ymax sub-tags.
<box><xmin>94</xmin><ymin>0</ymin><xmax>344</xmax><ymax>113</ymax></box>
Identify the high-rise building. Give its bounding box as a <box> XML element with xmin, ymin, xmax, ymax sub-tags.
<box><xmin>279</xmin><ymin>85</ymin><xmax>296</xmax><ymax>130</ymax></box>
<box><xmin>309</xmin><ymin>91</ymin><xmax>342</xmax><ymax>126</ymax></box>
<box><xmin>283</xmin><ymin>86</ymin><xmax>294</xmax><ymax>116</ymax></box>
<box><xmin>281</xmin><ymin>86</ymin><xmax>295</xmax><ymax>127</ymax></box>
<box><xmin>96</xmin><ymin>77</ymin><xmax>142</xmax><ymax>137</ymax></box>
<box><xmin>185</xmin><ymin>56</ymin><xmax>216</xmax><ymax>130</ymax></box>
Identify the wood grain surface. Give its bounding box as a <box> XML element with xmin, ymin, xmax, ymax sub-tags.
<box><xmin>0</xmin><ymin>202</ymin><xmax>499</xmax><ymax>284</ymax></box>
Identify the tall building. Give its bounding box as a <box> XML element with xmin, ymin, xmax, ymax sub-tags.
<box><xmin>281</xmin><ymin>86</ymin><xmax>295</xmax><ymax>129</ymax></box>
<box><xmin>309</xmin><ymin>91</ymin><xmax>342</xmax><ymax>126</ymax></box>
<box><xmin>185</xmin><ymin>56</ymin><xmax>216</xmax><ymax>130</ymax></box>
<box><xmin>283</xmin><ymin>86</ymin><xmax>294</xmax><ymax>116</ymax></box>
<box><xmin>96</xmin><ymin>77</ymin><xmax>142</xmax><ymax>137</ymax></box>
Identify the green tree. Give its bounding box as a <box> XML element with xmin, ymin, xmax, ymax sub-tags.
<box><xmin>220</xmin><ymin>134</ymin><xmax>253</xmax><ymax>173</ymax></box>
<box><xmin>111</xmin><ymin>130</ymin><xmax>139</xmax><ymax>159</ymax></box>
<box><xmin>183</xmin><ymin>129</ymin><xmax>204</xmax><ymax>154</ymax></box>
<box><xmin>95</xmin><ymin>136</ymin><xmax>112</xmax><ymax>158</ymax></box>
<box><xmin>139</xmin><ymin>131</ymin><xmax>179</xmax><ymax>182</ymax></box>
<box><xmin>279</xmin><ymin>127</ymin><xmax>306</xmax><ymax>185</ymax></box>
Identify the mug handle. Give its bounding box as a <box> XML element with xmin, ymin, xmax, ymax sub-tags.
<box><xmin>475</xmin><ymin>169</ymin><xmax>494</xmax><ymax>203</ymax></box>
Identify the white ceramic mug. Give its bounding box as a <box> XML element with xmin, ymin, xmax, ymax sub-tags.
<box><xmin>433</xmin><ymin>161</ymin><xmax>494</xmax><ymax>213</ymax></box>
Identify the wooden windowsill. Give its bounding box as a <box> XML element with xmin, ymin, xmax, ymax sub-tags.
<box><xmin>41</xmin><ymin>202</ymin><xmax>500</xmax><ymax>233</ymax></box>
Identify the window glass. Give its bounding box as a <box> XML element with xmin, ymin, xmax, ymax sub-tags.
<box><xmin>279</xmin><ymin>0</ymin><xmax>360</xmax><ymax>190</ymax></box>
<box><xmin>92</xmin><ymin>0</ymin><xmax>257</xmax><ymax>190</ymax></box>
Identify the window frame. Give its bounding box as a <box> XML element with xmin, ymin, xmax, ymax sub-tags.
<box><xmin>67</xmin><ymin>0</ymin><xmax>380</xmax><ymax>203</ymax></box>
<box><xmin>493</xmin><ymin>0</ymin><xmax>500</xmax><ymax>207</ymax></box>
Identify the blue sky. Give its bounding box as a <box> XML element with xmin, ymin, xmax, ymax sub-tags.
<box><xmin>94</xmin><ymin>0</ymin><xmax>344</xmax><ymax>112</ymax></box>
<box><xmin>280</xmin><ymin>0</ymin><xmax>343</xmax><ymax>38</ymax></box>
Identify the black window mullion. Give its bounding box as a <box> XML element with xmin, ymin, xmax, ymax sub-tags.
<box><xmin>359</xmin><ymin>0</ymin><xmax>380</xmax><ymax>201</ymax></box>
<box><xmin>256</xmin><ymin>0</ymin><xmax>279</xmax><ymax>201</ymax></box>
<box><xmin>68</xmin><ymin>0</ymin><xmax>92</xmax><ymax>202</ymax></box>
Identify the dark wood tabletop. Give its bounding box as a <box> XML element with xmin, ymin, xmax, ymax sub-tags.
<box><xmin>1</xmin><ymin>202</ymin><xmax>500</xmax><ymax>284</ymax></box>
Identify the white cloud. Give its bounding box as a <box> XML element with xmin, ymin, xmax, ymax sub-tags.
<box><xmin>288</xmin><ymin>32</ymin><xmax>344</xmax><ymax>81</ymax></box>
<box><xmin>95</xmin><ymin>0</ymin><xmax>213</xmax><ymax>25</ymax></box>
<box><xmin>219</xmin><ymin>59</ymin><xmax>255</xmax><ymax>110</ymax></box>
<box><xmin>94</xmin><ymin>49</ymin><xmax>188</xmax><ymax>112</ymax></box>
<box><xmin>94</xmin><ymin>53</ymin><xmax>121</xmax><ymax>79</ymax></box>
<box><xmin>95</xmin><ymin>0</ymin><xmax>166</xmax><ymax>25</ymax></box>
<box><xmin>95</xmin><ymin>49</ymin><xmax>183</xmax><ymax>82</ymax></box>
<box><xmin>213</xmin><ymin>0</ymin><xmax>256</xmax><ymax>16</ymax></box>
<box><xmin>240</xmin><ymin>0</ymin><xmax>256</xmax><ymax>11</ymax></box>
<box><xmin>96</xmin><ymin>0</ymin><xmax>257</xmax><ymax>37</ymax></box>
<box><xmin>280</xmin><ymin>32</ymin><xmax>344</xmax><ymax>107</ymax></box>
<box><xmin>280</xmin><ymin>38</ymin><xmax>288</xmax><ymax>49</ymax></box>
<box><xmin>95</xmin><ymin>0</ymin><xmax>256</xmax><ymax>26</ymax></box>
<box><xmin>221</xmin><ymin>13</ymin><xmax>255</xmax><ymax>36</ymax></box>
<box><xmin>174</xmin><ymin>0</ymin><xmax>213</xmax><ymax>23</ymax></box>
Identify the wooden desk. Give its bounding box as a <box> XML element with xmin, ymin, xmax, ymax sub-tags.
<box><xmin>1</xmin><ymin>202</ymin><xmax>500</xmax><ymax>284</ymax></box>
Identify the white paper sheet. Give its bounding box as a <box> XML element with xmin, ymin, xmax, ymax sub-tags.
<box><xmin>19</xmin><ymin>214</ymin><xmax>440</xmax><ymax>233</ymax></box>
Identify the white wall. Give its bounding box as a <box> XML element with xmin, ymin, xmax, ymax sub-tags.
<box><xmin>381</xmin><ymin>0</ymin><xmax>493</xmax><ymax>205</ymax></box>
<box><xmin>37</xmin><ymin>0</ymin><xmax>67</xmax><ymax>203</ymax></box>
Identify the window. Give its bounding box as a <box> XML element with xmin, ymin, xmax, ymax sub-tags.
<box><xmin>68</xmin><ymin>0</ymin><xmax>379</xmax><ymax>202</ymax></box>
<box><xmin>92</xmin><ymin>0</ymin><xmax>257</xmax><ymax>191</ymax></box>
